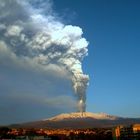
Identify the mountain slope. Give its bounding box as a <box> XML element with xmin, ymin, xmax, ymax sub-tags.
<box><xmin>44</xmin><ymin>112</ymin><xmax>119</xmax><ymax>121</ymax></box>
<box><xmin>9</xmin><ymin>112</ymin><xmax>140</xmax><ymax>129</ymax></box>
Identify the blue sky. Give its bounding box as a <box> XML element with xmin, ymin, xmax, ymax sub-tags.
<box><xmin>53</xmin><ymin>0</ymin><xmax>140</xmax><ymax>117</ymax></box>
<box><xmin>0</xmin><ymin>0</ymin><xmax>140</xmax><ymax>125</ymax></box>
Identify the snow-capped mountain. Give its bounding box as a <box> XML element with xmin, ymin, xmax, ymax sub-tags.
<box><xmin>44</xmin><ymin>112</ymin><xmax>119</xmax><ymax>121</ymax></box>
<box><xmin>9</xmin><ymin>112</ymin><xmax>140</xmax><ymax>129</ymax></box>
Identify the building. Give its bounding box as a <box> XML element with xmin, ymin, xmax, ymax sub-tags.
<box><xmin>113</xmin><ymin>124</ymin><xmax>140</xmax><ymax>140</ymax></box>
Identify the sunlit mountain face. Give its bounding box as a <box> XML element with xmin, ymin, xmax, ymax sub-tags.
<box><xmin>44</xmin><ymin>112</ymin><xmax>119</xmax><ymax>121</ymax></box>
<box><xmin>9</xmin><ymin>112</ymin><xmax>140</xmax><ymax>129</ymax></box>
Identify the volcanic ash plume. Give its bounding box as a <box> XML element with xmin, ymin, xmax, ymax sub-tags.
<box><xmin>0</xmin><ymin>0</ymin><xmax>89</xmax><ymax>112</ymax></box>
<box><xmin>73</xmin><ymin>73</ymin><xmax>89</xmax><ymax>112</ymax></box>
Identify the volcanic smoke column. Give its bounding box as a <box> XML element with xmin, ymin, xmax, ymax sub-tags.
<box><xmin>52</xmin><ymin>25</ymin><xmax>90</xmax><ymax>113</ymax></box>
<box><xmin>73</xmin><ymin>72</ymin><xmax>89</xmax><ymax>113</ymax></box>
<box><xmin>57</xmin><ymin>25</ymin><xmax>90</xmax><ymax>113</ymax></box>
<box><xmin>0</xmin><ymin>0</ymin><xmax>89</xmax><ymax>113</ymax></box>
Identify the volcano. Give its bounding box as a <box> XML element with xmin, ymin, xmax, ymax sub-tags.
<box><xmin>44</xmin><ymin>112</ymin><xmax>119</xmax><ymax>121</ymax></box>
<box><xmin>9</xmin><ymin>112</ymin><xmax>140</xmax><ymax>129</ymax></box>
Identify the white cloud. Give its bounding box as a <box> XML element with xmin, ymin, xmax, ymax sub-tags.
<box><xmin>5</xmin><ymin>25</ymin><xmax>23</xmax><ymax>36</ymax></box>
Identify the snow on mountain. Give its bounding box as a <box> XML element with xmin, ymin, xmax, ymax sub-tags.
<box><xmin>43</xmin><ymin>112</ymin><xmax>119</xmax><ymax>121</ymax></box>
<box><xmin>9</xmin><ymin>112</ymin><xmax>140</xmax><ymax>129</ymax></box>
